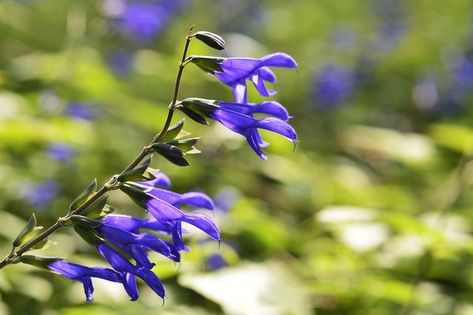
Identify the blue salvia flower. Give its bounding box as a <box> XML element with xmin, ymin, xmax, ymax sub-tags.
<box><xmin>213</xmin><ymin>53</ymin><xmax>297</xmax><ymax>103</ymax></box>
<box><xmin>48</xmin><ymin>260</ymin><xmax>122</xmax><ymax>302</ymax></box>
<box><xmin>96</xmin><ymin>224</ymin><xmax>177</xmax><ymax>267</ymax></box>
<box><xmin>96</xmin><ymin>244</ymin><xmax>165</xmax><ymax>300</ymax></box>
<box><xmin>209</xmin><ymin>101</ymin><xmax>296</xmax><ymax>160</ymax></box>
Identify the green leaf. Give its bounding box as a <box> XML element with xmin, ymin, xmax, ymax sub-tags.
<box><xmin>69</xmin><ymin>215</ymin><xmax>103</xmax><ymax>229</ymax></box>
<box><xmin>81</xmin><ymin>196</ymin><xmax>109</xmax><ymax>218</ymax></box>
<box><xmin>161</xmin><ymin>118</ymin><xmax>185</xmax><ymax>141</ymax></box>
<box><xmin>189</xmin><ymin>56</ymin><xmax>225</xmax><ymax>73</ymax></box>
<box><xmin>20</xmin><ymin>255</ymin><xmax>63</xmax><ymax>269</ymax></box>
<box><xmin>117</xmin><ymin>155</ymin><xmax>154</xmax><ymax>182</ymax></box>
<box><xmin>74</xmin><ymin>226</ymin><xmax>105</xmax><ymax>245</ymax></box>
<box><xmin>69</xmin><ymin>179</ymin><xmax>97</xmax><ymax>211</ymax></box>
<box><xmin>13</xmin><ymin>214</ymin><xmax>37</xmax><ymax>247</ymax></box>
<box><xmin>30</xmin><ymin>238</ymin><xmax>55</xmax><ymax>251</ymax></box>
<box><xmin>152</xmin><ymin>143</ymin><xmax>189</xmax><ymax>166</ymax></box>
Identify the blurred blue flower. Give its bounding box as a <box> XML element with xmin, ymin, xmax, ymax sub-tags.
<box><xmin>64</xmin><ymin>103</ymin><xmax>98</xmax><ymax>121</ymax></box>
<box><xmin>24</xmin><ymin>180</ymin><xmax>60</xmax><ymax>209</ymax></box>
<box><xmin>205</xmin><ymin>253</ymin><xmax>227</xmax><ymax>270</ymax></box>
<box><xmin>312</xmin><ymin>64</ymin><xmax>354</xmax><ymax>110</ymax></box>
<box><xmin>213</xmin><ymin>53</ymin><xmax>297</xmax><ymax>103</ymax></box>
<box><xmin>113</xmin><ymin>0</ymin><xmax>187</xmax><ymax>43</ymax></box>
<box><xmin>48</xmin><ymin>260</ymin><xmax>122</xmax><ymax>302</ymax></box>
<box><xmin>214</xmin><ymin>187</ymin><xmax>240</xmax><ymax>212</ymax></box>
<box><xmin>371</xmin><ymin>0</ymin><xmax>407</xmax><ymax>52</ymax></box>
<box><xmin>453</xmin><ymin>56</ymin><xmax>473</xmax><ymax>89</ymax></box>
<box><xmin>107</xmin><ymin>49</ymin><xmax>134</xmax><ymax>77</ymax></box>
<box><xmin>46</xmin><ymin>142</ymin><xmax>75</xmax><ymax>162</ymax></box>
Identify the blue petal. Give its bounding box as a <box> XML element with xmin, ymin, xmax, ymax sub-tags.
<box><xmin>136</xmin><ymin>267</ymin><xmax>165</xmax><ymax>299</ymax></box>
<box><xmin>247</xmin><ymin>130</ymin><xmax>268</xmax><ymax>160</ymax></box>
<box><xmin>172</xmin><ymin>222</ymin><xmax>189</xmax><ymax>252</ymax></box>
<box><xmin>179</xmin><ymin>192</ymin><xmax>214</xmax><ymax>210</ymax></box>
<box><xmin>251</xmin><ymin>72</ymin><xmax>276</xmax><ymax>97</ymax></box>
<box><xmin>124</xmin><ymin>273</ymin><xmax>139</xmax><ymax>301</ymax></box>
<box><xmin>253</xmin><ymin>101</ymin><xmax>289</xmax><ymax>121</ymax></box>
<box><xmin>96</xmin><ymin>244</ymin><xmax>137</xmax><ymax>274</ymax></box>
<box><xmin>258</xmin><ymin>53</ymin><xmax>298</xmax><ymax>68</ymax></box>
<box><xmin>102</xmin><ymin>214</ymin><xmax>146</xmax><ymax>233</ymax></box>
<box><xmin>130</xmin><ymin>244</ymin><xmax>155</xmax><ymax>269</ymax></box>
<box><xmin>256</xmin><ymin>117</ymin><xmax>297</xmax><ymax>141</ymax></box>
<box><xmin>99</xmin><ymin>225</ymin><xmax>135</xmax><ymax>245</ymax></box>
<box><xmin>136</xmin><ymin>233</ymin><xmax>172</xmax><ymax>258</ymax></box>
<box><xmin>181</xmin><ymin>213</ymin><xmax>221</xmax><ymax>241</ymax></box>
<box><xmin>82</xmin><ymin>277</ymin><xmax>94</xmax><ymax>302</ymax></box>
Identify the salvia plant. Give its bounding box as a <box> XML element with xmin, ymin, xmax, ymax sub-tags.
<box><xmin>0</xmin><ymin>27</ymin><xmax>297</xmax><ymax>303</ymax></box>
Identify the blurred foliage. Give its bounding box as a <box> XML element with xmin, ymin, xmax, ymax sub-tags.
<box><xmin>2</xmin><ymin>0</ymin><xmax>473</xmax><ymax>314</ymax></box>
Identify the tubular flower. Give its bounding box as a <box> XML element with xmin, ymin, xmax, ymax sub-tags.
<box><xmin>48</xmin><ymin>260</ymin><xmax>122</xmax><ymax>302</ymax></box>
<box><xmin>179</xmin><ymin>98</ymin><xmax>296</xmax><ymax>159</ymax></box>
<box><xmin>96</xmin><ymin>244</ymin><xmax>166</xmax><ymax>301</ymax></box>
<box><xmin>213</xmin><ymin>53</ymin><xmax>297</xmax><ymax>103</ymax></box>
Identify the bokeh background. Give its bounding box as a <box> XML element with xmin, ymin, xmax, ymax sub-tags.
<box><xmin>1</xmin><ymin>0</ymin><xmax>473</xmax><ymax>314</ymax></box>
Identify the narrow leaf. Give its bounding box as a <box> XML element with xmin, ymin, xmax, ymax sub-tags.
<box><xmin>118</xmin><ymin>155</ymin><xmax>154</xmax><ymax>182</ymax></box>
<box><xmin>161</xmin><ymin>118</ymin><xmax>185</xmax><ymax>141</ymax></box>
<box><xmin>13</xmin><ymin>214</ymin><xmax>37</xmax><ymax>247</ymax></box>
<box><xmin>69</xmin><ymin>179</ymin><xmax>97</xmax><ymax>211</ymax></box>
<box><xmin>81</xmin><ymin>196</ymin><xmax>108</xmax><ymax>218</ymax></box>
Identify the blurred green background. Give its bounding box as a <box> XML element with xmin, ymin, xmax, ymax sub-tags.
<box><xmin>2</xmin><ymin>0</ymin><xmax>473</xmax><ymax>314</ymax></box>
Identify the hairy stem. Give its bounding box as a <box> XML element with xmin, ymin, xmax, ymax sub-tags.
<box><xmin>0</xmin><ymin>26</ymin><xmax>194</xmax><ymax>270</ymax></box>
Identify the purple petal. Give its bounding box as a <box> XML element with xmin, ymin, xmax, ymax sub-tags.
<box><xmin>136</xmin><ymin>267</ymin><xmax>165</xmax><ymax>299</ymax></box>
<box><xmin>256</xmin><ymin>118</ymin><xmax>297</xmax><ymax>141</ymax></box>
<box><xmin>210</xmin><ymin>109</ymin><xmax>258</xmax><ymax>133</ymax></box>
<box><xmin>251</xmin><ymin>72</ymin><xmax>276</xmax><ymax>97</ymax></box>
<box><xmin>130</xmin><ymin>244</ymin><xmax>155</xmax><ymax>269</ymax></box>
<box><xmin>247</xmin><ymin>131</ymin><xmax>268</xmax><ymax>160</ymax></box>
<box><xmin>172</xmin><ymin>222</ymin><xmax>189</xmax><ymax>252</ymax></box>
<box><xmin>146</xmin><ymin>197</ymin><xmax>186</xmax><ymax>221</ymax></box>
<box><xmin>96</xmin><ymin>244</ymin><xmax>136</xmax><ymax>274</ymax></box>
<box><xmin>102</xmin><ymin>214</ymin><xmax>146</xmax><ymax>233</ymax></box>
<box><xmin>233</xmin><ymin>82</ymin><xmax>247</xmax><ymax>103</ymax></box>
<box><xmin>259</xmin><ymin>67</ymin><xmax>277</xmax><ymax>83</ymax></box>
<box><xmin>136</xmin><ymin>233</ymin><xmax>172</xmax><ymax>258</ymax></box>
<box><xmin>181</xmin><ymin>213</ymin><xmax>220</xmax><ymax>241</ymax></box>
<box><xmin>179</xmin><ymin>192</ymin><xmax>214</xmax><ymax>210</ymax></box>
<box><xmin>146</xmin><ymin>188</ymin><xmax>180</xmax><ymax>205</ymax></box>
<box><xmin>258</xmin><ymin>53</ymin><xmax>298</xmax><ymax>68</ymax></box>
<box><xmin>82</xmin><ymin>277</ymin><xmax>94</xmax><ymax>302</ymax></box>
<box><xmin>124</xmin><ymin>273</ymin><xmax>139</xmax><ymax>301</ymax></box>
<box><xmin>253</xmin><ymin>101</ymin><xmax>289</xmax><ymax>121</ymax></box>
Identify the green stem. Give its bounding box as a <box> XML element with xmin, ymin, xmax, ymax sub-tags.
<box><xmin>0</xmin><ymin>26</ymin><xmax>195</xmax><ymax>271</ymax></box>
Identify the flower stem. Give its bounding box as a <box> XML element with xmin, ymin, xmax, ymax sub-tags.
<box><xmin>0</xmin><ymin>26</ymin><xmax>195</xmax><ymax>271</ymax></box>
